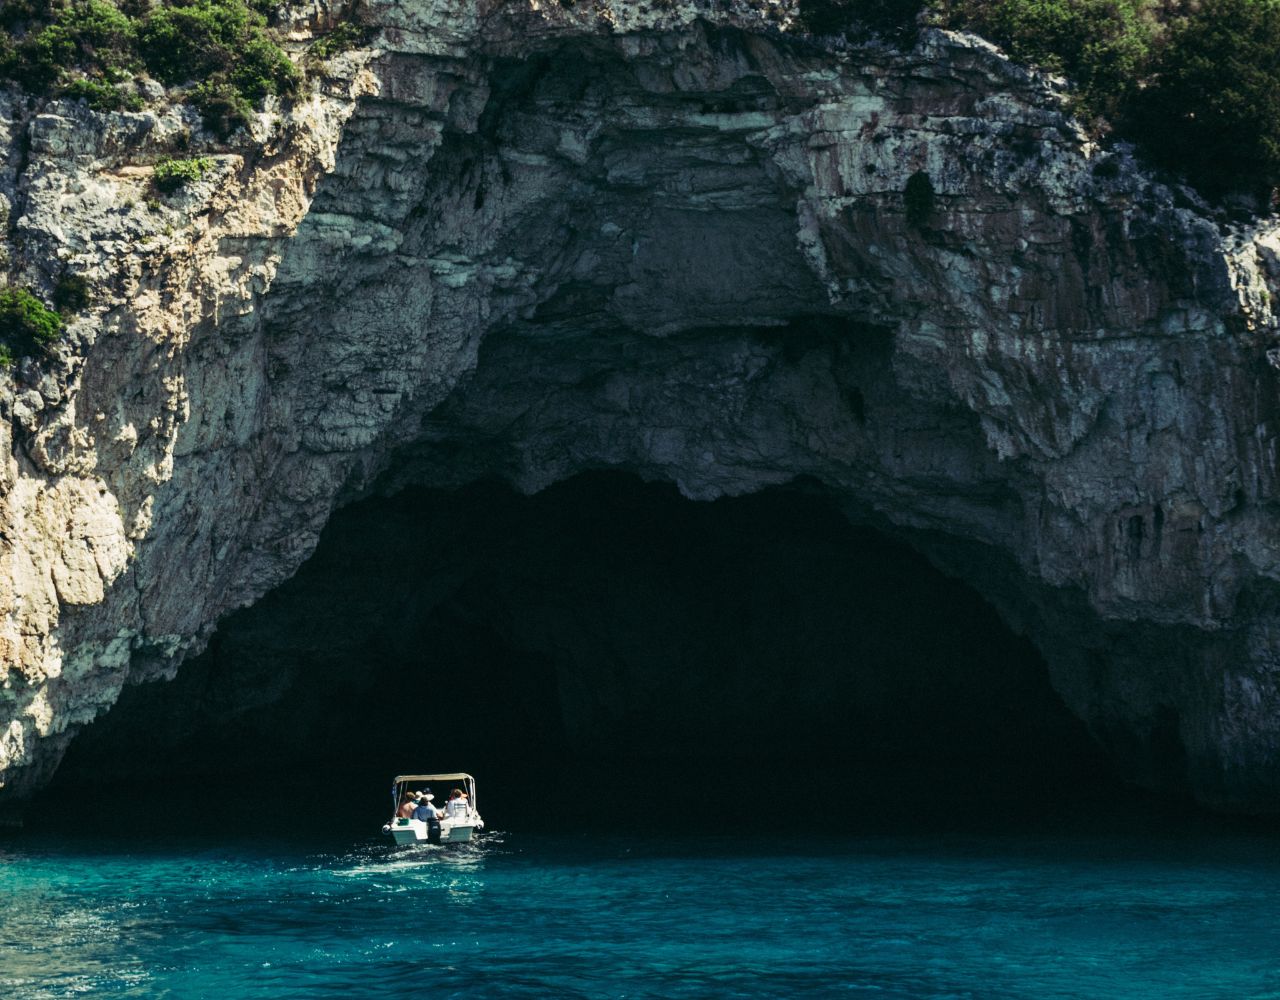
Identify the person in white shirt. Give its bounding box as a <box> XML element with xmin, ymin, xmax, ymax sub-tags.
<box><xmin>413</xmin><ymin>791</ymin><xmax>443</xmax><ymax>842</ymax></box>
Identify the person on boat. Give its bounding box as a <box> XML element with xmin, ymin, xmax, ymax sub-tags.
<box><xmin>445</xmin><ymin>788</ymin><xmax>469</xmax><ymax>818</ymax></box>
<box><xmin>397</xmin><ymin>794</ymin><xmax>416</xmax><ymax>819</ymax></box>
<box><xmin>413</xmin><ymin>791</ymin><xmax>443</xmax><ymax>843</ymax></box>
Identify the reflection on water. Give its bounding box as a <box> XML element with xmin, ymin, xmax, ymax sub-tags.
<box><xmin>327</xmin><ymin>838</ymin><xmax>493</xmax><ymax>906</ymax></box>
<box><xmin>0</xmin><ymin>869</ymin><xmax>152</xmax><ymax>998</ymax></box>
<box><xmin>1</xmin><ymin>834</ymin><xmax>507</xmax><ymax>999</ymax></box>
<box><xmin>3</xmin><ymin>828</ymin><xmax>1280</xmax><ymax>998</ymax></box>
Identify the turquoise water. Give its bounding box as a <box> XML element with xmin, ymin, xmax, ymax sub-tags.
<box><xmin>4</xmin><ymin>820</ymin><xmax>1280</xmax><ymax>998</ymax></box>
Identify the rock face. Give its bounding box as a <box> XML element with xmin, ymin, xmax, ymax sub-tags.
<box><xmin>2</xmin><ymin>0</ymin><xmax>1279</xmax><ymax>815</ymax></box>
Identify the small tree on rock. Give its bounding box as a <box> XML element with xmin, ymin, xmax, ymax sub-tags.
<box><xmin>0</xmin><ymin>288</ymin><xmax>63</xmax><ymax>362</ymax></box>
<box><xmin>1126</xmin><ymin>0</ymin><xmax>1280</xmax><ymax>198</ymax></box>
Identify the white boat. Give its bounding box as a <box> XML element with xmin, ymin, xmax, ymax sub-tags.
<box><xmin>382</xmin><ymin>772</ymin><xmax>484</xmax><ymax>845</ymax></box>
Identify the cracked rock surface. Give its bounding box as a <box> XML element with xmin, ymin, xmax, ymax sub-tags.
<box><xmin>2</xmin><ymin>0</ymin><xmax>1280</xmax><ymax>814</ymax></box>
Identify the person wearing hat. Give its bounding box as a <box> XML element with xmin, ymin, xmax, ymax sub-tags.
<box><xmin>444</xmin><ymin>788</ymin><xmax>470</xmax><ymax>819</ymax></box>
<box><xmin>413</xmin><ymin>790</ymin><xmax>443</xmax><ymax>843</ymax></box>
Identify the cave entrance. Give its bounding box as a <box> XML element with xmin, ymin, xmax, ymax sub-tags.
<box><xmin>51</xmin><ymin>472</ymin><xmax>1117</xmax><ymax>829</ymax></box>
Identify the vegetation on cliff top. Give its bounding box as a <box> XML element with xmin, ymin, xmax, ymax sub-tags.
<box><xmin>306</xmin><ymin>18</ymin><xmax>366</xmax><ymax>61</ymax></box>
<box><xmin>798</xmin><ymin>0</ymin><xmax>1280</xmax><ymax>203</ymax></box>
<box><xmin>0</xmin><ymin>0</ymin><xmax>1277</xmax><ymax>203</ymax></box>
<box><xmin>0</xmin><ymin>0</ymin><xmax>297</xmax><ymax>136</ymax></box>
<box><xmin>795</xmin><ymin>0</ymin><xmax>924</xmax><ymax>43</ymax></box>
<box><xmin>1124</xmin><ymin>0</ymin><xmax>1280</xmax><ymax>200</ymax></box>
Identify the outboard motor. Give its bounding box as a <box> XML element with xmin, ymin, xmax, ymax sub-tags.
<box><xmin>427</xmin><ymin>815</ymin><xmax>442</xmax><ymax>844</ymax></box>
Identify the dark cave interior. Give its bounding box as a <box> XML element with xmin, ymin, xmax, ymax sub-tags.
<box><xmin>45</xmin><ymin>472</ymin><xmax>1131</xmax><ymax>831</ymax></box>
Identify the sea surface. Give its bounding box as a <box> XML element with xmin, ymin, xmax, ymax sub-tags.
<box><xmin>3</xmin><ymin>805</ymin><xmax>1280</xmax><ymax>999</ymax></box>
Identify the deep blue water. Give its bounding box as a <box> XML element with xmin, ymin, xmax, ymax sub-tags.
<box><xmin>4</xmin><ymin>818</ymin><xmax>1280</xmax><ymax>999</ymax></box>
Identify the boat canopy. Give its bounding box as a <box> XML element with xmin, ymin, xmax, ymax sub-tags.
<box><xmin>392</xmin><ymin>772</ymin><xmax>478</xmax><ymax>818</ymax></box>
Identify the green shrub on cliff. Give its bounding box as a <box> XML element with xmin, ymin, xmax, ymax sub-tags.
<box><xmin>61</xmin><ymin>75</ymin><xmax>145</xmax><ymax>110</ymax></box>
<box><xmin>797</xmin><ymin>0</ymin><xmax>925</xmax><ymax>43</ymax></box>
<box><xmin>138</xmin><ymin>0</ymin><xmax>298</xmax><ymax>130</ymax></box>
<box><xmin>0</xmin><ymin>0</ymin><xmax>296</xmax><ymax>135</ymax></box>
<box><xmin>12</xmin><ymin>0</ymin><xmax>140</xmax><ymax>90</ymax></box>
<box><xmin>230</xmin><ymin>30</ymin><xmax>298</xmax><ymax>98</ymax></box>
<box><xmin>137</xmin><ymin>0</ymin><xmax>251</xmax><ymax>83</ymax></box>
<box><xmin>189</xmin><ymin>78</ymin><xmax>255</xmax><ymax>137</ymax></box>
<box><xmin>0</xmin><ymin>288</ymin><xmax>63</xmax><ymax>362</ymax></box>
<box><xmin>1127</xmin><ymin>0</ymin><xmax>1280</xmax><ymax>198</ymax></box>
<box><xmin>307</xmin><ymin>19</ymin><xmax>365</xmax><ymax>61</ymax></box>
<box><xmin>942</xmin><ymin>0</ymin><xmax>1157</xmax><ymax>122</ymax></box>
<box><xmin>138</xmin><ymin>0</ymin><xmax>294</xmax><ymax>93</ymax></box>
<box><xmin>939</xmin><ymin>0</ymin><xmax>1280</xmax><ymax>201</ymax></box>
<box><xmin>153</xmin><ymin>155</ymin><xmax>214</xmax><ymax>191</ymax></box>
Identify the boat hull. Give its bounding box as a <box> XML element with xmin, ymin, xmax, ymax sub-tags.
<box><xmin>386</xmin><ymin>817</ymin><xmax>483</xmax><ymax>844</ymax></box>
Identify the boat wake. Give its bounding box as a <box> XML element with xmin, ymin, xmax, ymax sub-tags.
<box><xmin>321</xmin><ymin>832</ymin><xmax>508</xmax><ymax>881</ymax></box>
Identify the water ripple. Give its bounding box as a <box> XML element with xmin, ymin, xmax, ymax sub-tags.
<box><xmin>3</xmin><ymin>830</ymin><xmax>1280</xmax><ymax>997</ymax></box>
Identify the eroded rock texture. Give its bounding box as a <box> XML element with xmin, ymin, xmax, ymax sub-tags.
<box><xmin>2</xmin><ymin>0</ymin><xmax>1280</xmax><ymax>814</ymax></box>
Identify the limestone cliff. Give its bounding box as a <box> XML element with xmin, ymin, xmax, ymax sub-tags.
<box><xmin>2</xmin><ymin>0</ymin><xmax>1279</xmax><ymax>814</ymax></box>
